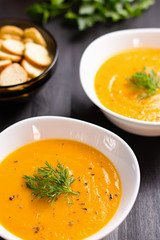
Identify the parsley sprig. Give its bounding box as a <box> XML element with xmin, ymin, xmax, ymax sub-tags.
<box><xmin>127</xmin><ymin>67</ymin><xmax>160</xmax><ymax>99</ymax></box>
<box><xmin>26</xmin><ymin>0</ymin><xmax>154</xmax><ymax>31</ymax></box>
<box><xmin>23</xmin><ymin>161</ymin><xmax>79</xmax><ymax>205</ymax></box>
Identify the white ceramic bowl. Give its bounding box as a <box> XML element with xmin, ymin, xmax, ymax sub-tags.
<box><xmin>80</xmin><ymin>28</ymin><xmax>160</xmax><ymax>136</ymax></box>
<box><xmin>0</xmin><ymin>116</ymin><xmax>140</xmax><ymax>240</ymax></box>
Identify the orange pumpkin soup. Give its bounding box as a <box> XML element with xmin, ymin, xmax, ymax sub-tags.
<box><xmin>0</xmin><ymin>139</ymin><xmax>121</xmax><ymax>240</ymax></box>
<box><xmin>95</xmin><ymin>47</ymin><xmax>160</xmax><ymax>121</ymax></box>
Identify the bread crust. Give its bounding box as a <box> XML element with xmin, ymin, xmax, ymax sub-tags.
<box><xmin>0</xmin><ymin>63</ymin><xmax>27</xmax><ymax>86</ymax></box>
<box><xmin>24</xmin><ymin>43</ymin><xmax>51</xmax><ymax>67</ymax></box>
<box><xmin>0</xmin><ymin>34</ymin><xmax>22</xmax><ymax>41</ymax></box>
<box><xmin>0</xmin><ymin>59</ymin><xmax>11</xmax><ymax>69</ymax></box>
<box><xmin>0</xmin><ymin>25</ymin><xmax>24</xmax><ymax>37</ymax></box>
<box><xmin>2</xmin><ymin>39</ymin><xmax>24</xmax><ymax>56</ymax></box>
<box><xmin>22</xmin><ymin>38</ymin><xmax>34</xmax><ymax>44</ymax></box>
<box><xmin>21</xmin><ymin>59</ymin><xmax>46</xmax><ymax>78</ymax></box>
<box><xmin>24</xmin><ymin>27</ymin><xmax>47</xmax><ymax>47</ymax></box>
<box><xmin>0</xmin><ymin>50</ymin><xmax>21</xmax><ymax>62</ymax></box>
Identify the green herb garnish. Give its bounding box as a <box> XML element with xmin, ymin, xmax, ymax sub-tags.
<box><xmin>26</xmin><ymin>0</ymin><xmax>154</xmax><ymax>31</ymax></box>
<box><xmin>23</xmin><ymin>161</ymin><xmax>79</xmax><ymax>205</ymax></box>
<box><xmin>126</xmin><ymin>67</ymin><xmax>160</xmax><ymax>99</ymax></box>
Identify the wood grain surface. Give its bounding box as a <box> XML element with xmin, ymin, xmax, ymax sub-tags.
<box><xmin>0</xmin><ymin>1</ymin><xmax>160</xmax><ymax>240</ymax></box>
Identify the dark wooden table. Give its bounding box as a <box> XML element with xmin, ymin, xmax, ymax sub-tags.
<box><xmin>0</xmin><ymin>1</ymin><xmax>160</xmax><ymax>240</ymax></box>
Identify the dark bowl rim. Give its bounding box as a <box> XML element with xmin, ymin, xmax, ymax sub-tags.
<box><xmin>0</xmin><ymin>18</ymin><xmax>59</xmax><ymax>89</ymax></box>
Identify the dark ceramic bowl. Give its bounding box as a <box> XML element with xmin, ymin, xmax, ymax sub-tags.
<box><xmin>0</xmin><ymin>19</ymin><xmax>58</xmax><ymax>102</ymax></box>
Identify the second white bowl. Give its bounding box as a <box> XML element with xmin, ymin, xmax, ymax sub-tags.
<box><xmin>80</xmin><ymin>28</ymin><xmax>160</xmax><ymax>136</ymax></box>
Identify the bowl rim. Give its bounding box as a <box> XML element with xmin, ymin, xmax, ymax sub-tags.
<box><xmin>0</xmin><ymin>115</ymin><xmax>140</xmax><ymax>240</ymax></box>
<box><xmin>0</xmin><ymin>18</ymin><xmax>59</xmax><ymax>89</ymax></box>
<box><xmin>79</xmin><ymin>28</ymin><xmax>160</xmax><ymax>126</ymax></box>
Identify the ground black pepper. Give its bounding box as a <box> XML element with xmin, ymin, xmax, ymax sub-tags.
<box><xmin>82</xmin><ymin>208</ymin><xmax>87</xmax><ymax>211</ymax></box>
<box><xmin>109</xmin><ymin>194</ymin><xmax>113</xmax><ymax>200</ymax></box>
<box><xmin>9</xmin><ymin>195</ymin><xmax>15</xmax><ymax>200</ymax></box>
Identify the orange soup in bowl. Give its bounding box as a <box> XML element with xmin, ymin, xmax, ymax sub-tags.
<box><xmin>95</xmin><ymin>47</ymin><xmax>160</xmax><ymax>122</ymax></box>
<box><xmin>0</xmin><ymin>139</ymin><xmax>121</xmax><ymax>240</ymax></box>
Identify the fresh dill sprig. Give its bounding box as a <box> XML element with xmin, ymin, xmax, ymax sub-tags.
<box><xmin>23</xmin><ymin>161</ymin><xmax>79</xmax><ymax>205</ymax></box>
<box><xmin>126</xmin><ymin>67</ymin><xmax>160</xmax><ymax>99</ymax></box>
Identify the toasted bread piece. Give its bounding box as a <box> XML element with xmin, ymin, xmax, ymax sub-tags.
<box><xmin>0</xmin><ymin>25</ymin><xmax>23</xmax><ymax>37</ymax></box>
<box><xmin>0</xmin><ymin>39</ymin><xmax>4</xmax><ymax>48</ymax></box>
<box><xmin>0</xmin><ymin>34</ymin><xmax>22</xmax><ymax>41</ymax></box>
<box><xmin>0</xmin><ymin>63</ymin><xmax>27</xmax><ymax>86</ymax></box>
<box><xmin>21</xmin><ymin>59</ymin><xmax>46</xmax><ymax>78</ymax></box>
<box><xmin>22</xmin><ymin>38</ymin><xmax>34</xmax><ymax>44</ymax></box>
<box><xmin>2</xmin><ymin>39</ymin><xmax>24</xmax><ymax>56</ymax></box>
<box><xmin>0</xmin><ymin>59</ymin><xmax>11</xmax><ymax>69</ymax></box>
<box><xmin>0</xmin><ymin>50</ymin><xmax>21</xmax><ymax>62</ymax></box>
<box><xmin>24</xmin><ymin>43</ymin><xmax>51</xmax><ymax>67</ymax></box>
<box><xmin>24</xmin><ymin>27</ymin><xmax>47</xmax><ymax>47</ymax></box>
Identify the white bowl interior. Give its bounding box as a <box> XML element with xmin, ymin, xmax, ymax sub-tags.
<box><xmin>0</xmin><ymin>116</ymin><xmax>140</xmax><ymax>240</ymax></box>
<box><xmin>80</xmin><ymin>29</ymin><xmax>160</xmax><ymax>135</ymax></box>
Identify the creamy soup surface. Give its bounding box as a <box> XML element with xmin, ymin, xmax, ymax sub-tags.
<box><xmin>95</xmin><ymin>47</ymin><xmax>160</xmax><ymax>121</ymax></box>
<box><xmin>0</xmin><ymin>139</ymin><xmax>121</xmax><ymax>240</ymax></box>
